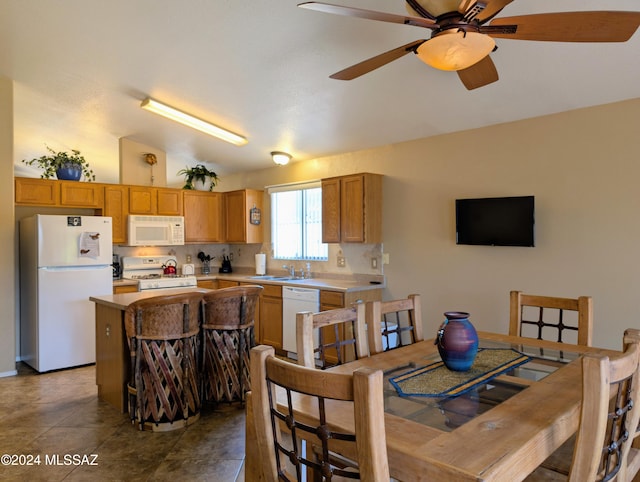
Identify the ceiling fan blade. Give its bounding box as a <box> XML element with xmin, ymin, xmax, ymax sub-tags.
<box><xmin>457</xmin><ymin>56</ymin><xmax>498</xmax><ymax>90</ymax></box>
<box><xmin>329</xmin><ymin>40</ymin><xmax>426</xmax><ymax>80</ymax></box>
<box><xmin>489</xmin><ymin>11</ymin><xmax>640</xmax><ymax>42</ymax></box>
<box><xmin>298</xmin><ymin>2</ymin><xmax>437</xmax><ymax>29</ymax></box>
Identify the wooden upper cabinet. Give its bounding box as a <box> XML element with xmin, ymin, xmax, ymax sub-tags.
<box><xmin>15</xmin><ymin>177</ymin><xmax>60</xmax><ymax>205</ymax></box>
<box><xmin>157</xmin><ymin>188</ymin><xmax>183</xmax><ymax>216</ymax></box>
<box><xmin>128</xmin><ymin>186</ymin><xmax>157</xmax><ymax>214</ymax></box>
<box><xmin>60</xmin><ymin>180</ymin><xmax>104</xmax><ymax>208</ymax></box>
<box><xmin>321</xmin><ymin>178</ymin><xmax>341</xmax><ymax>243</ymax></box>
<box><xmin>225</xmin><ymin>189</ymin><xmax>264</xmax><ymax>244</ymax></box>
<box><xmin>322</xmin><ymin>173</ymin><xmax>382</xmax><ymax>243</ymax></box>
<box><xmin>103</xmin><ymin>185</ymin><xmax>129</xmax><ymax>244</ymax></box>
<box><xmin>183</xmin><ymin>190</ymin><xmax>223</xmax><ymax>243</ymax></box>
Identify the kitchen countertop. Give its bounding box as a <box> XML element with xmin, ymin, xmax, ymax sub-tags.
<box><xmin>91</xmin><ymin>287</ymin><xmax>212</xmax><ymax>310</ymax></box>
<box><xmin>112</xmin><ymin>271</ymin><xmax>385</xmax><ymax>293</ymax></box>
<box><xmin>202</xmin><ymin>272</ymin><xmax>385</xmax><ymax>292</ymax></box>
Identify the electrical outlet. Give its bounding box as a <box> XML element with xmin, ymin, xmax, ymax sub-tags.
<box><xmin>371</xmin><ymin>257</ymin><xmax>378</xmax><ymax>269</ymax></box>
<box><xmin>337</xmin><ymin>256</ymin><xmax>345</xmax><ymax>268</ymax></box>
<box><xmin>382</xmin><ymin>253</ymin><xmax>390</xmax><ymax>265</ymax></box>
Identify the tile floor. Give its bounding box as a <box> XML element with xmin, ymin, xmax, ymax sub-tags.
<box><xmin>0</xmin><ymin>363</ymin><xmax>246</xmax><ymax>481</ymax></box>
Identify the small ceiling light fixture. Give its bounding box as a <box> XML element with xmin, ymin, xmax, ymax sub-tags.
<box><xmin>140</xmin><ymin>98</ymin><xmax>248</xmax><ymax>146</ymax></box>
<box><xmin>271</xmin><ymin>151</ymin><xmax>291</xmax><ymax>166</ymax></box>
<box><xmin>416</xmin><ymin>30</ymin><xmax>495</xmax><ymax>71</ymax></box>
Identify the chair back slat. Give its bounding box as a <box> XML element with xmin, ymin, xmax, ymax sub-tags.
<box><xmin>296</xmin><ymin>302</ymin><xmax>367</xmax><ymax>369</ymax></box>
<box><xmin>250</xmin><ymin>344</ymin><xmax>390</xmax><ymax>481</ymax></box>
<box><xmin>509</xmin><ymin>291</ymin><xmax>593</xmax><ymax>346</ymax></box>
<box><xmin>568</xmin><ymin>328</ymin><xmax>640</xmax><ymax>481</ymax></box>
<box><xmin>366</xmin><ymin>294</ymin><xmax>423</xmax><ymax>355</ymax></box>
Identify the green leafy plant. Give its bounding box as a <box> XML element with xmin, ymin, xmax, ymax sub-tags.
<box><xmin>22</xmin><ymin>146</ymin><xmax>95</xmax><ymax>181</ymax></box>
<box><xmin>177</xmin><ymin>164</ymin><xmax>219</xmax><ymax>191</ymax></box>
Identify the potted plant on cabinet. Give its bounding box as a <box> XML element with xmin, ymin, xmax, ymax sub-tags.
<box><xmin>22</xmin><ymin>146</ymin><xmax>95</xmax><ymax>181</ymax></box>
<box><xmin>177</xmin><ymin>164</ymin><xmax>219</xmax><ymax>191</ymax></box>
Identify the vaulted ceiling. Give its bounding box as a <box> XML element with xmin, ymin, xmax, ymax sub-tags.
<box><xmin>3</xmin><ymin>0</ymin><xmax>639</xmax><ymax>185</ymax></box>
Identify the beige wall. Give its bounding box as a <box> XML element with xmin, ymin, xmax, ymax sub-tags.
<box><xmin>224</xmin><ymin>98</ymin><xmax>640</xmax><ymax>350</ymax></box>
<box><xmin>4</xmin><ymin>97</ymin><xmax>639</xmax><ymax>374</ymax></box>
<box><xmin>1</xmin><ymin>77</ymin><xmax>16</xmax><ymax>375</ymax></box>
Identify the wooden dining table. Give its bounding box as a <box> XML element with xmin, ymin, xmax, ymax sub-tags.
<box><xmin>245</xmin><ymin>331</ymin><xmax>622</xmax><ymax>481</ymax></box>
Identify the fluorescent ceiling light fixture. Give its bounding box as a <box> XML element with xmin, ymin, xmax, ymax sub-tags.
<box><xmin>416</xmin><ymin>31</ymin><xmax>495</xmax><ymax>71</ymax></box>
<box><xmin>140</xmin><ymin>98</ymin><xmax>248</xmax><ymax>146</ymax></box>
<box><xmin>271</xmin><ymin>151</ymin><xmax>291</xmax><ymax>166</ymax></box>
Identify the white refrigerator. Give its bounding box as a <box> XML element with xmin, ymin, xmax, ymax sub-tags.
<box><xmin>20</xmin><ymin>214</ymin><xmax>113</xmax><ymax>372</ymax></box>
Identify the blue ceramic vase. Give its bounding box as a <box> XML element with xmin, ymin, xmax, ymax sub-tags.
<box><xmin>435</xmin><ymin>311</ymin><xmax>478</xmax><ymax>372</ymax></box>
<box><xmin>56</xmin><ymin>166</ymin><xmax>82</xmax><ymax>181</ymax></box>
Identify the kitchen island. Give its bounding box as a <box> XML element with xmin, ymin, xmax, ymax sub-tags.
<box><xmin>90</xmin><ymin>287</ymin><xmax>211</xmax><ymax>413</ymax></box>
<box><xmin>93</xmin><ymin>276</ymin><xmax>383</xmax><ymax>413</ymax></box>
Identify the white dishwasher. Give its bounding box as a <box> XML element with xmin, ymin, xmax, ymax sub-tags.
<box><xmin>282</xmin><ymin>285</ymin><xmax>320</xmax><ymax>357</ymax></box>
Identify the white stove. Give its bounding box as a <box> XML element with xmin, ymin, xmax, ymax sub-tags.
<box><xmin>121</xmin><ymin>256</ymin><xmax>198</xmax><ymax>291</ymax></box>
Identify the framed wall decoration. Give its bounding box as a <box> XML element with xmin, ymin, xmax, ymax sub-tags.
<box><xmin>250</xmin><ymin>206</ymin><xmax>261</xmax><ymax>225</ymax></box>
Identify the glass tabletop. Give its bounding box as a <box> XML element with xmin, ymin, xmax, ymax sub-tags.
<box><xmin>382</xmin><ymin>338</ymin><xmax>580</xmax><ymax>432</ymax></box>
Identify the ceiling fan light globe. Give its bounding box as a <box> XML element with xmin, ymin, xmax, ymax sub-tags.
<box><xmin>417</xmin><ymin>31</ymin><xmax>495</xmax><ymax>71</ymax></box>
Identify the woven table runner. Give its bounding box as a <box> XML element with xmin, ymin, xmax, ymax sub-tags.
<box><xmin>390</xmin><ymin>348</ymin><xmax>530</xmax><ymax>398</ymax></box>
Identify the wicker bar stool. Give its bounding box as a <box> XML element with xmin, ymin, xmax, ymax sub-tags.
<box><xmin>201</xmin><ymin>285</ymin><xmax>263</xmax><ymax>404</ymax></box>
<box><xmin>124</xmin><ymin>292</ymin><xmax>203</xmax><ymax>431</ymax></box>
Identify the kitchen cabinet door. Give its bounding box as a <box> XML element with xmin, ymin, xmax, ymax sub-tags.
<box><xmin>15</xmin><ymin>177</ymin><xmax>60</xmax><ymax>205</ymax></box>
<box><xmin>217</xmin><ymin>279</ymin><xmax>239</xmax><ymax>288</ymax></box>
<box><xmin>321</xmin><ymin>173</ymin><xmax>382</xmax><ymax>243</ymax></box>
<box><xmin>197</xmin><ymin>280</ymin><xmax>218</xmax><ymax>290</ymax></box>
<box><xmin>260</xmin><ymin>284</ymin><xmax>282</xmax><ymax>350</ymax></box>
<box><xmin>321</xmin><ymin>178</ymin><xmax>341</xmax><ymax>243</ymax></box>
<box><xmin>157</xmin><ymin>188</ymin><xmax>183</xmax><ymax>215</ymax></box>
<box><xmin>103</xmin><ymin>185</ymin><xmax>129</xmax><ymax>244</ymax></box>
<box><xmin>60</xmin><ymin>181</ymin><xmax>104</xmax><ymax>208</ymax></box>
<box><xmin>225</xmin><ymin>189</ymin><xmax>264</xmax><ymax>243</ymax></box>
<box><xmin>128</xmin><ymin>186</ymin><xmax>157</xmax><ymax>214</ymax></box>
<box><xmin>183</xmin><ymin>191</ymin><xmax>224</xmax><ymax>242</ymax></box>
<box><xmin>113</xmin><ymin>284</ymin><xmax>138</xmax><ymax>294</ymax></box>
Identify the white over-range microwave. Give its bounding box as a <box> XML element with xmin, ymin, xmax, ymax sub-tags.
<box><xmin>127</xmin><ymin>215</ymin><xmax>185</xmax><ymax>246</ymax></box>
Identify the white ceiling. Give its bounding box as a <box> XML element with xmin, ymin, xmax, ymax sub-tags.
<box><xmin>3</xmin><ymin>0</ymin><xmax>639</xmax><ymax>185</ymax></box>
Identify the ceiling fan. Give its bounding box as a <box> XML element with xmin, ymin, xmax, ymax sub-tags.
<box><xmin>298</xmin><ymin>1</ymin><xmax>640</xmax><ymax>90</ymax></box>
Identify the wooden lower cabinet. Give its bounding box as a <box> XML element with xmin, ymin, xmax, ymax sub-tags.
<box><xmin>217</xmin><ymin>279</ymin><xmax>239</xmax><ymax>289</ymax></box>
<box><xmin>113</xmin><ymin>284</ymin><xmax>138</xmax><ymax>294</ymax></box>
<box><xmin>197</xmin><ymin>280</ymin><xmax>218</xmax><ymax>290</ymax></box>
<box><xmin>95</xmin><ymin>303</ymin><xmax>129</xmax><ymax>412</ymax></box>
<box><xmin>260</xmin><ymin>284</ymin><xmax>282</xmax><ymax>350</ymax></box>
<box><xmin>319</xmin><ymin>288</ymin><xmax>382</xmax><ymax>365</ymax></box>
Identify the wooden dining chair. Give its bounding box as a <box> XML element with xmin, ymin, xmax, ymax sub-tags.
<box><xmin>296</xmin><ymin>301</ymin><xmax>367</xmax><ymax>369</ymax></box>
<box><xmin>526</xmin><ymin>328</ymin><xmax>640</xmax><ymax>482</ymax></box>
<box><xmin>201</xmin><ymin>285</ymin><xmax>263</xmax><ymax>404</ymax></box>
<box><xmin>250</xmin><ymin>344</ymin><xmax>390</xmax><ymax>481</ymax></box>
<box><xmin>124</xmin><ymin>291</ymin><xmax>203</xmax><ymax>431</ymax></box>
<box><xmin>509</xmin><ymin>291</ymin><xmax>593</xmax><ymax>346</ymax></box>
<box><xmin>365</xmin><ymin>294</ymin><xmax>423</xmax><ymax>355</ymax></box>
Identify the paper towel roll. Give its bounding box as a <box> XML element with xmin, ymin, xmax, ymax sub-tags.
<box><xmin>255</xmin><ymin>253</ymin><xmax>266</xmax><ymax>275</ymax></box>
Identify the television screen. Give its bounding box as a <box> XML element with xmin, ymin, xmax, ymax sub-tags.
<box><xmin>456</xmin><ymin>196</ymin><xmax>535</xmax><ymax>247</ymax></box>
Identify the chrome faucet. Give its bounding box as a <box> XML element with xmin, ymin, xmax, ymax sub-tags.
<box><xmin>282</xmin><ymin>264</ymin><xmax>295</xmax><ymax>277</ymax></box>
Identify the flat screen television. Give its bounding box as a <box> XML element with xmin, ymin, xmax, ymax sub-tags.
<box><xmin>456</xmin><ymin>196</ymin><xmax>535</xmax><ymax>247</ymax></box>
